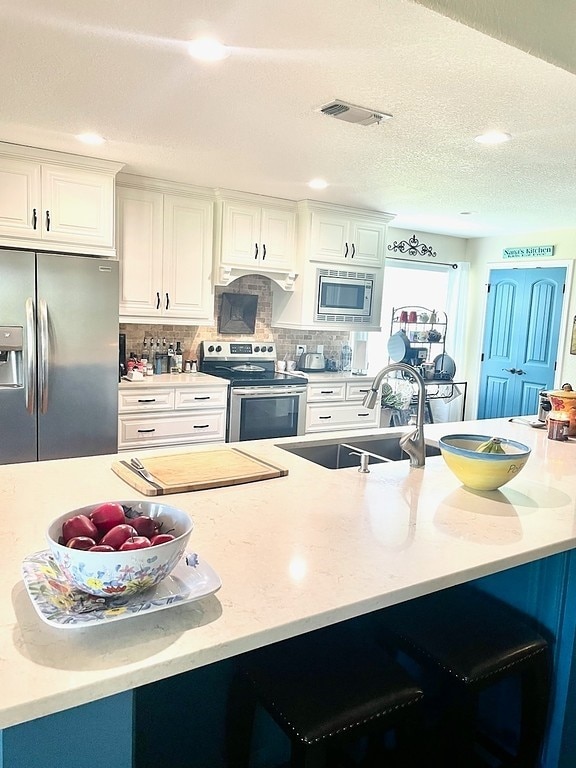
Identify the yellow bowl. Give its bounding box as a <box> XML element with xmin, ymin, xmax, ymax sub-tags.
<box><xmin>439</xmin><ymin>434</ymin><xmax>531</xmax><ymax>491</ymax></box>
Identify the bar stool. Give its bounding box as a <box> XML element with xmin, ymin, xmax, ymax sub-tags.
<box><xmin>373</xmin><ymin>584</ymin><xmax>551</xmax><ymax>767</ymax></box>
<box><xmin>226</xmin><ymin>620</ymin><xmax>425</xmax><ymax>767</ymax></box>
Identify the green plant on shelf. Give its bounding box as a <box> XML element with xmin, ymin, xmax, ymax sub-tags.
<box><xmin>381</xmin><ymin>382</ymin><xmax>413</xmax><ymax>411</ymax></box>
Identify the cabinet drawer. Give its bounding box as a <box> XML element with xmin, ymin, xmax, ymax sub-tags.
<box><xmin>118</xmin><ymin>388</ymin><xmax>175</xmax><ymax>412</ymax></box>
<box><xmin>175</xmin><ymin>387</ymin><xmax>228</xmax><ymax>409</ymax></box>
<box><xmin>346</xmin><ymin>380</ymin><xmax>376</xmax><ymax>401</ymax></box>
<box><xmin>306</xmin><ymin>403</ymin><xmax>380</xmax><ymax>433</ymax></box>
<box><xmin>118</xmin><ymin>411</ymin><xmax>226</xmax><ymax>449</ymax></box>
<box><xmin>307</xmin><ymin>382</ymin><xmax>346</xmax><ymax>402</ymax></box>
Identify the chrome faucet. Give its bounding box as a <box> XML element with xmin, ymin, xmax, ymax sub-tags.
<box><xmin>363</xmin><ymin>362</ymin><xmax>427</xmax><ymax>468</ymax></box>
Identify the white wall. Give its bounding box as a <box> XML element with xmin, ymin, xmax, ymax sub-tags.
<box><xmin>464</xmin><ymin>229</ymin><xmax>576</xmax><ymax>417</ymax></box>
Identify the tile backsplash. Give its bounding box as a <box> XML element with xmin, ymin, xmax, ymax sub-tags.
<box><xmin>120</xmin><ymin>275</ymin><xmax>351</xmax><ymax>366</ymax></box>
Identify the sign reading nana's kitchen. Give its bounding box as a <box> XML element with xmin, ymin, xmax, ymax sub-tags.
<box><xmin>502</xmin><ymin>245</ymin><xmax>555</xmax><ymax>259</ymax></box>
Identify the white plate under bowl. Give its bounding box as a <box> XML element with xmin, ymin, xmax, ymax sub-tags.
<box><xmin>21</xmin><ymin>550</ymin><xmax>221</xmax><ymax>629</ymax></box>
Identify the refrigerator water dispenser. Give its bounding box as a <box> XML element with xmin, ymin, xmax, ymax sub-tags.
<box><xmin>0</xmin><ymin>326</ymin><xmax>23</xmax><ymax>388</ymax></box>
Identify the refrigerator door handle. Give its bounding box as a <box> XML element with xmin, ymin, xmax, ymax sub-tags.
<box><xmin>24</xmin><ymin>297</ymin><xmax>36</xmax><ymax>414</ymax></box>
<box><xmin>38</xmin><ymin>298</ymin><xmax>49</xmax><ymax>414</ymax></box>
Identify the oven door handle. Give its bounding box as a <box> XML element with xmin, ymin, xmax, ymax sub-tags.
<box><xmin>232</xmin><ymin>387</ymin><xmax>307</xmax><ymax>396</ymax></box>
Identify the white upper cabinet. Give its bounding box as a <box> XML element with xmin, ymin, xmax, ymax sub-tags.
<box><xmin>215</xmin><ymin>190</ymin><xmax>297</xmax><ymax>289</ymax></box>
<box><xmin>301</xmin><ymin>200</ymin><xmax>391</xmax><ymax>268</ymax></box>
<box><xmin>0</xmin><ymin>143</ymin><xmax>123</xmax><ymax>256</ymax></box>
<box><xmin>117</xmin><ymin>175</ymin><xmax>215</xmax><ymax>325</ymax></box>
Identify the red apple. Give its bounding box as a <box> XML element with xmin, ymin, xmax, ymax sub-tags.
<box><xmin>100</xmin><ymin>524</ymin><xmax>137</xmax><ymax>550</ymax></box>
<box><xmin>62</xmin><ymin>514</ymin><xmax>99</xmax><ymax>544</ymax></box>
<box><xmin>119</xmin><ymin>536</ymin><xmax>152</xmax><ymax>551</ymax></box>
<box><xmin>130</xmin><ymin>515</ymin><xmax>159</xmax><ymax>539</ymax></box>
<box><xmin>150</xmin><ymin>533</ymin><xmax>176</xmax><ymax>546</ymax></box>
<box><xmin>66</xmin><ymin>536</ymin><xmax>97</xmax><ymax>550</ymax></box>
<box><xmin>88</xmin><ymin>544</ymin><xmax>116</xmax><ymax>552</ymax></box>
<box><xmin>90</xmin><ymin>502</ymin><xmax>126</xmax><ymax>534</ymax></box>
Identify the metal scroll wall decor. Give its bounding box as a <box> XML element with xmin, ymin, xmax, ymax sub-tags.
<box><xmin>387</xmin><ymin>234</ymin><xmax>437</xmax><ymax>259</ymax></box>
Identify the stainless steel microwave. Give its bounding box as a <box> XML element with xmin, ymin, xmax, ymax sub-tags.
<box><xmin>316</xmin><ymin>269</ymin><xmax>375</xmax><ymax>322</ymax></box>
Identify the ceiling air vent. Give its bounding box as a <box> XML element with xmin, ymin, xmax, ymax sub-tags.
<box><xmin>317</xmin><ymin>100</ymin><xmax>392</xmax><ymax>126</ymax></box>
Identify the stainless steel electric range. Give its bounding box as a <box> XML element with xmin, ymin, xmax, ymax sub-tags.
<box><xmin>199</xmin><ymin>341</ymin><xmax>307</xmax><ymax>442</ymax></box>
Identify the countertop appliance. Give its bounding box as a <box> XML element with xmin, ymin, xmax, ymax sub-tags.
<box><xmin>298</xmin><ymin>352</ymin><xmax>326</xmax><ymax>372</ymax></box>
<box><xmin>199</xmin><ymin>341</ymin><xmax>307</xmax><ymax>442</ymax></box>
<box><xmin>0</xmin><ymin>249</ymin><xmax>119</xmax><ymax>464</ymax></box>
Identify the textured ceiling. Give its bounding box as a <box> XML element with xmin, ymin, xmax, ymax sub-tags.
<box><xmin>1</xmin><ymin>0</ymin><xmax>575</xmax><ymax>238</ymax></box>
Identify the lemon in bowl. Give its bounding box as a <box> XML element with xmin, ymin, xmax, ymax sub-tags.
<box><xmin>439</xmin><ymin>434</ymin><xmax>531</xmax><ymax>491</ymax></box>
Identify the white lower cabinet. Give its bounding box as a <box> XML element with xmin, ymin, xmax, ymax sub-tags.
<box><xmin>305</xmin><ymin>379</ymin><xmax>380</xmax><ymax>433</ymax></box>
<box><xmin>118</xmin><ymin>382</ymin><xmax>228</xmax><ymax>450</ymax></box>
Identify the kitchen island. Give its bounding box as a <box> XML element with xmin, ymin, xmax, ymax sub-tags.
<box><xmin>1</xmin><ymin>417</ymin><xmax>576</xmax><ymax>767</ymax></box>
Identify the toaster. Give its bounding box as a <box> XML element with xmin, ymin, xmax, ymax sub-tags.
<box><xmin>298</xmin><ymin>352</ymin><xmax>326</xmax><ymax>372</ymax></box>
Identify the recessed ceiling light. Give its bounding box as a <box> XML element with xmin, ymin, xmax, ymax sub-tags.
<box><xmin>76</xmin><ymin>133</ymin><xmax>106</xmax><ymax>145</ymax></box>
<box><xmin>308</xmin><ymin>178</ymin><xmax>328</xmax><ymax>190</ymax></box>
<box><xmin>188</xmin><ymin>38</ymin><xmax>230</xmax><ymax>62</ymax></box>
<box><xmin>474</xmin><ymin>131</ymin><xmax>512</xmax><ymax>145</ymax></box>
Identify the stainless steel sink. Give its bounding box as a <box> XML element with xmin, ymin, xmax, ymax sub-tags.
<box><xmin>277</xmin><ymin>434</ymin><xmax>440</xmax><ymax>470</ymax></box>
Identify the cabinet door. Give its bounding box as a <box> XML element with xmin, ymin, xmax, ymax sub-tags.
<box><xmin>162</xmin><ymin>194</ymin><xmax>214</xmax><ymax>321</ymax></box>
<box><xmin>309</xmin><ymin>210</ymin><xmax>351</xmax><ymax>262</ymax></box>
<box><xmin>220</xmin><ymin>200</ymin><xmax>261</xmax><ymax>266</ymax></box>
<box><xmin>259</xmin><ymin>205</ymin><xmax>295</xmax><ymax>270</ymax></box>
<box><xmin>41</xmin><ymin>164</ymin><xmax>115</xmax><ymax>248</ymax></box>
<box><xmin>350</xmin><ymin>219</ymin><xmax>386</xmax><ymax>267</ymax></box>
<box><xmin>0</xmin><ymin>157</ymin><xmax>41</xmax><ymax>239</ymax></box>
<box><xmin>117</xmin><ymin>186</ymin><xmax>164</xmax><ymax>317</ymax></box>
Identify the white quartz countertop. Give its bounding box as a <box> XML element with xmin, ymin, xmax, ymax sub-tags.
<box><xmin>1</xmin><ymin>417</ymin><xmax>575</xmax><ymax>728</ymax></box>
<box><xmin>119</xmin><ymin>372</ymin><xmax>228</xmax><ymax>388</ymax></box>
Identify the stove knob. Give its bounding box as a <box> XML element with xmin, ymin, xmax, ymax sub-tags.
<box><xmin>207</xmin><ymin>345</ymin><xmax>215</xmax><ymax>353</ymax></box>
<box><xmin>267</xmin><ymin>345</ymin><xmax>274</xmax><ymax>352</ymax></box>
<box><xmin>215</xmin><ymin>345</ymin><xmax>222</xmax><ymax>352</ymax></box>
<box><xmin>254</xmin><ymin>346</ymin><xmax>260</xmax><ymax>352</ymax></box>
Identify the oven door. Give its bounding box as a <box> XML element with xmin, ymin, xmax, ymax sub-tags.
<box><xmin>228</xmin><ymin>386</ymin><xmax>307</xmax><ymax>442</ymax></box>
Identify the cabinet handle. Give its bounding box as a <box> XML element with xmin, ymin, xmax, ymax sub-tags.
<box><xmin>262</xmin><ymin>243</ymin><xmax>266</xmax><ymax>260</ymax></box>
<box><xmin>319</xmin><ymin>415</ymin><xmax>332</xmax><ymax>420</ymax></box>
<box><xmin>357</xmin><ymin>412</ymin><xmax>370</xmax><ymax>417</ymax></box>
<box><xmin>156</xmin><ymin>292</ymin><xmax>161</xmax><ymax>310</ymax></box>
<box><xmin>137</xmin><ymin>398</ymin><xmax>156</xmax><ymax>403</ymax></box>
<box><xmin>320</xmin><ymin>390</ymin><xmax>334</xmax><ymax>394</ymax></box>
<box><xmin>193</xmin><ymin>395</ymin><xmax>210</xmax><ymax>400</ymax></box>
<box><xmin>358</xmin><ymin>389</ymin><xmax>370</xmax><ymax>393</ymax></box>
<box><xmin>193</xmin><ymin>424</ymin><xmax>209</xmax><ymax>429</ymax></box>
<box><xmin>45</xmin><ymin>210</ymin><xmax>50</xmax><ymax>231</ymax></box>
<box><xmin>32</xmin><ymin>208</ymin><xmax>37</xmax><ymax>230</ymax></box>
<box><xmin>254</xmin><ymin>243</ymin><xmax>259</xmax><ymax>259</ymax></box>
<box><xmin>351</xmin><ymin>243</ymin><xmax>356</xmax><ymax>258</ymax></box>
<box><xmin>165</xmin><ymin>292</ymin><xmax>170</xmax><ymax>310</ymax></box>
<box><xmin>137</xmin><ymin>428</ymin><xmax>156</xmax><ymax>433</ymax></box>
<box><xmin>344</xmin><ymin>242</ymin><xmax>349</xmax><ymax>258</ymax></box>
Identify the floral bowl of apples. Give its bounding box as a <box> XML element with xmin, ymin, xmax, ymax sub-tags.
<box><xmin>46</xmin><ymin>500</ymin><xmax>193</xmax><ymax>597</ymax></box>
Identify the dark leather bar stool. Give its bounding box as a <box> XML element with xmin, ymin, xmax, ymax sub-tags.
<box><xmin>373</xmin><ymin>585</ymin><xmax>551</xmax><ymax>767</ymax></box>
<box><xmin>226</xmin><ymin>621</ymin><xmax>425</xmax><ymax>767</ymax></box>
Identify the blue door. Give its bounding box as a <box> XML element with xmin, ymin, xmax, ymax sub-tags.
<box><xmin>478</xmin><ymin>267</ymin><xmax>565</xmax><ymax>419</ymax></box>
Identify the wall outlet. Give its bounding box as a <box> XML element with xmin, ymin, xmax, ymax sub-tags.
<box><xmin>316</xmin><ymin>344</ymin><xmax>324</xmax><ymax>354</ymax></box>
<box><xmin>296</xmin><ymin>344</ymin><xmax>306</xmax><ymax>358</ymax></box>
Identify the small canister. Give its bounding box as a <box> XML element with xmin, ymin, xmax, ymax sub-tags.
<box><xmin>548</xmin><ymin>414</ymin><xmax>569</xmax><ymax>441</ymax></box>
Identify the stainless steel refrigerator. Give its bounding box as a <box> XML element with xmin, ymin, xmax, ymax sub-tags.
<box><xmin>0</xmin><ymin>249</ymin><xmax>119</xmax><ymax>464</ymax></box>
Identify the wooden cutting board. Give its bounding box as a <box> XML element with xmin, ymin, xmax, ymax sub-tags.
<box><xmin>111</xmin><ymin>447</ymin><xmax>289</xmax><ymax>496</ymax></box>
